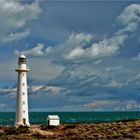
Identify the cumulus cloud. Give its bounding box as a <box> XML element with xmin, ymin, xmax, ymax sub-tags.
<box><xmin>65</xmin><ymin>47</ymin><xmax>85</xmax><ymax>60</ymax></box>
<box><xmin>44</xmin><ymin>4</ymin><xmax>140</xmax><ymax>64</ymax></box>
<box><xmin>105</xmin><ymin>66</ymin><xmax>122</xmax><ymax>72</ymax></box>
<box><xmin>2</xmin><ymin>29</ymin><xmax>31</xmax><ymax>43</ymax></box>
<box><xmin>84</xmin><ymin>100</ymin><xmax>140</xmax><ymax>111</ymax></box>
<box><xmin>46</xmin><ymin>32</ymin><xmax>94</xmax><ymax>63</ymax></box>
<box><xmin>117</xmin><ymin>4</ymin><xmax>140</xmax><ymax>61</ymax></box>
<box><xmin>65</xmin><ymin>4</ymin><xmax>140</xmax><ymax>63</ymax></box>
<box><xmin>117</xmin><ymin>4</ymin><xmax>140</xmax><ymax>34</ymax></box>
<box><xmin>0</xmin><ymin>0</ymin><xmax>41</xmax><ymax>43</ymax></box>
<box><xmin>30</xmin><ymin>85</ymin><xmax>64</xmax><ymax>95</ymax></box>
<box><xmin>15</xmin><ymin>43</ymin><xmax>45</xmax><ymax>57</ymax></box>
<box><xmin>65</xmin><ymin>34</ymin><xmax>127</xmax><ymax>62</ymax></box>
<box><xmin>0</xmin><ymin>88</ymin><xmax>16</xmax><ymax>93</ymax></box>
<box><xmin>44</xmin><ymin>31</ymin><xmax>127</xmax><ymax>64</ymax></box>
<box><xmin>46</xmin><ymin>32</ymin><xmax>126</xmax><ymax>63</ymax></box>
<box><xmin>24</xmin><ymin>43</ymin><xmax>44</xmax><ymax>57</ymax></box>
<box><xmin>46</xmin><ymin>32</ymin><xmax>126</xmax><ymax>64</ymax></box>
<box><xmin>103</xmin><ymin>80</ymin><xmax>124</xmax><ymax>88</ymax></box>
<box><xmin>0</xmin><ymin>87</ymin><xmax>17</xmax><ymax>97</ymax></box>
<box><xmin>84</xmin><ymin>100</ymin><xmax>114</xmax><ymax>109</ymax></box>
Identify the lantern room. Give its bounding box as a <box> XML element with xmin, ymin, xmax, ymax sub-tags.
<box><xmin>18</xmin><ymin>54</ymin><xmax>26</xmax><ymax>64</ymax></box>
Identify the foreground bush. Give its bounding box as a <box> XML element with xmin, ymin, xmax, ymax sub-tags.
<box><xmin>4</xmin><ymin>125</ymin><xmax>30</xmax><ymax>135</ymax></box>
<box><xmin>62</xmin><ymin>124</ymin><xmax>77</xmax><ymax>130</ymax></box>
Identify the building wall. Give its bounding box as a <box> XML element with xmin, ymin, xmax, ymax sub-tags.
<box><xmin>48</xmin><ymin>120</ymin><xmax>60</xmax><ymax>126</ymax></box>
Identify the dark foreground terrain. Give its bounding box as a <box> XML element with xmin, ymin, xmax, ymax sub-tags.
<box><xmin>0</xmin><ymin>119</ymin><xmax>140</xmax><ymax>139</ymax></box>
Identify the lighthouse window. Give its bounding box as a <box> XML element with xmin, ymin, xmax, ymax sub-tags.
<box><xmin>23</xmin><ymin>92</ymin><xmax>25</xmax><ymax>95</ymax></box>
<box><xmin>23</xmin><ymin>110</ymin><xmax>25</xmax><ymax>113</ymax></box>
<box><xmin>23</xmin><ymin>83</ymin><xmax>25</xmax><ymax>86</ymax></box>
<box><xmin>23</xmin><ymin>101</ymin><xmax>25</xmax><ymax>105</ymax></box>
<box><xmin>23</xmin><ymin>74</ymin><xmax>24</xmax><ymax>76</ymax></box>
<box><xmin>19</xmin><ymin>58</ymin><xmax>26</xmax><ymax>63</ymax></box>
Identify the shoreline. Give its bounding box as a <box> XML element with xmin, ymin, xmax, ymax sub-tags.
<box><xmin>0</xmin><ymin>119</ymin><xmax>140</xmax><ymax>139</ymax></box>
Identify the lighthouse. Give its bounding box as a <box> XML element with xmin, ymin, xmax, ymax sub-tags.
<box><xmin>15</xmin><ymin>53</ymin><xmax>30</xmax><ymax>126</ymax></box>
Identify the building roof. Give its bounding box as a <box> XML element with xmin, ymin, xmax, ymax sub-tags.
<box><xmin>47</xmin><ymin>115</ymin><xmax>59</xmax><ymax>120</ymax></box>
<box><xmin>19</xmin><ymin>52</ymin><xmax>26</xmax><ymax>58</ymax></box>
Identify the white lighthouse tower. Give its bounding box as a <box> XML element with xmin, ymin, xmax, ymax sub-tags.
<box><xmin>15</xmin><ymin>53</ymin><xmax>30</xmax><ymax>126</ymax></box>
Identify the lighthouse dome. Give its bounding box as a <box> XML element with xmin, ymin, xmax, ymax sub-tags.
<box><xmin>19</xmin><ymin>54</ymin><xmax>26</xmax><ymax>58</ymax></box>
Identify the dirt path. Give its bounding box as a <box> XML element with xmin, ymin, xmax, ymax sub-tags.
<box><xmin>30</xmin><ymin>125</ymin><xmax>54</xmax><ymax>136</ymax></box>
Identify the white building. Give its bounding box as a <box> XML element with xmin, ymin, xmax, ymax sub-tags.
<box><xmin>47</xmin><ymin>115</ymin><xmax>60</xmax><ymax>126</ymax></box>
<box><xmin>15</xmin><ymin>53</ymin><xmax>30</xmax><ymax>126</ymax></box>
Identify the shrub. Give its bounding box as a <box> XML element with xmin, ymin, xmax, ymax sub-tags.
<box><xmin>4</xmin><ymin>125</ymin><xmax>30</xmax><ymax>135</ymax></box>
<box><xmin>32</xmin><ymin>133</ymin><xmax>46</xmax><ymax>138</ymax></box>
<box><xmin>17</xmin><ymin>125</ymin><xmax>30</xmax><ymax>134</ymax></box>
<box><xmin>4</xmin><ymin>127</ymin><xmax>20</xmax><ymax>135</ymax></box>
<box><xmin>62</xmin><ymin>124</ymin><xmax>77</xmax><ymax>130</ymax></box>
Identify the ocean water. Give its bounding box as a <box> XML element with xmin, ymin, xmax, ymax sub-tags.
<box><xmin>1</xmin><ymin>112</ymin><xmax>140</xmax><ymax>125</ymax></box>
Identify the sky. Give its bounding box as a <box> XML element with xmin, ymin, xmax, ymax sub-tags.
<box><xmin>0</xmin><ymin>0</ymin><xmax>140</xmax><ymax>111</ymax></box>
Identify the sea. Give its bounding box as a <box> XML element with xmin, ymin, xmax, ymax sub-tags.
<box><xmin>1</xmin><ymin>112</ymin><xmax>140</xmax><ymax>125</ymax></box>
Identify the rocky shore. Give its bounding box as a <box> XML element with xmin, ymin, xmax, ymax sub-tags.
<box><xmin>0</xmin><ymin>119</ymin><xmax>140</xmax><ymax>139</ymax></box>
